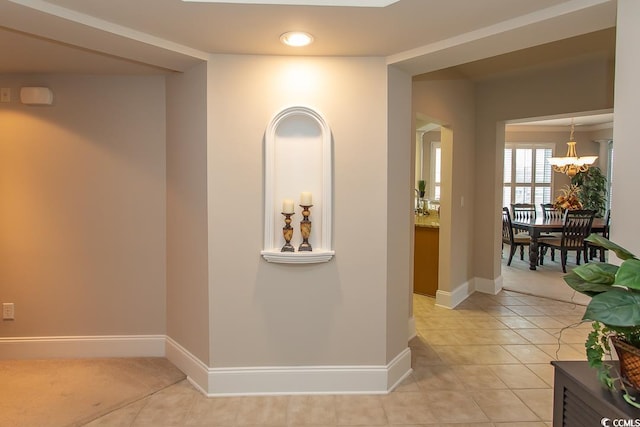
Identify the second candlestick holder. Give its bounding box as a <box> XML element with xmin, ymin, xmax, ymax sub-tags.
<box><xmin>298</xmin><ymin>204</ymin><xmax>313</xmax><ymax>251</ymax></box>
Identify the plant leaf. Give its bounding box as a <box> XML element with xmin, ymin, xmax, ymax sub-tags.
<box><xmin>585</xmin><ymin>234</ymin><xmax>636</xmax><ymax>260</ymax></box>
<box><xmin>563</xmin><ymin>271</ymin><xmax>615</xmax><ymax>296</ymax></box>
<box><xmin>573</xmin><ymin>263</ymin><xmax>618</xmax><ymax>285</ymax></box>
<box><xmin>623</xmin><ymin>393</ymin><xmax>640</xmax><ymax>409</ymax></box>
<box><xmin>615</xmin><ymin>259</ymin><xmax>640</xmax><ymax>290</ymax></box>
<box><xmin>584</xmin><ymin>290</ymin><xmax>640</xmax><ymax>327</ymax></box>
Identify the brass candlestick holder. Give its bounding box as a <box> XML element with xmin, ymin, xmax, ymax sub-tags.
<box><xmin>281</xmin><ymin>212</ymin><xmax>295</xmax><ymax>252</ymax></box>
<box><xmin>298</xmin><ymin>204</ymin><xmax>313</xmax><ymax>251</ymax></box>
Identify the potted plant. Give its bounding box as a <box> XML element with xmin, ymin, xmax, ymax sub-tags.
<box><xmin>571</xmin><ymin>166</ymin><xmax>608</xmax><ymax>217</ymax></box>
<box><xmin>563</xmin><ymin>234</ymin><xmax>640</xmax><ymax>407</ymax></box>
<box><xmin>418</xmin><ymin>180</ymin><xmax>426</xmax><ymax>199</ymax></box>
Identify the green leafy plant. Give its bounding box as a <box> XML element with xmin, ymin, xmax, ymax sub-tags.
<box><xmin>571</xmin><ymin>166</ymin><xmax>607</xmax><ymax>217</ymax></box>
<box><xmin>418</xmin><ymin>180</ymin><xmax>426</xmax><ymax>198</ymax></box>
<box><xmin>563</xmin><ymin>234</ymin><xmax>640</xmax><ymax>407</ymax></box>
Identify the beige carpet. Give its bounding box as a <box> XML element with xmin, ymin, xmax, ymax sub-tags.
<box><xmin>0</xmin><ymin>357</ymin><xmax>186</xmax><ymax>427</ymax></box>
<box><xmin>501</xmin><ymin>251</ymin><xmax>591</xmax><ymax>305</ymax></box>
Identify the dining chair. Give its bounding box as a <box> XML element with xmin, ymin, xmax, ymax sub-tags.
<box><xmin>510</xmin><ymin>203</ymin><xmax>536</xmax><ymax>240</ymax></box>
<box><xmin>511</xmin><ymin>203</ymin><xmax>537</xmax><ymax>222</ymax></box>
<box><xmin>587</xmin><ymin>209</ymin><xmax>611</xmax><ymax>262</ymax></box>
<box><xmin>539</xmin><ymin>203</ymin><xmax>563</xmax><ymax>262</ymax></box>
<box><xmin>502</xmin><ymin>207</ymin><xmax>530</xmax><ymax>266</ymax></box>
<box><xmin>541</xmin><ymin>203</ymin><xmax>563</xmax><ymax>221</ymax></box>
<box><xmin>538</xmin><ymin>209</ymin><xmax>596</xmax><ymax>273</ymax></box>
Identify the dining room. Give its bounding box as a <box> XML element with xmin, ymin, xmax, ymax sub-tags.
<box><xmin>500</xmin><ymin>111</ymin><xmax>612</xmax><ymax>302</ymax></box>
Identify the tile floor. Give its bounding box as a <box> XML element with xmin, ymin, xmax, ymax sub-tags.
<box><xmin>85</xmin><ymin>288</ymin><xmax>591</xmax><ymax>426</ymax></box>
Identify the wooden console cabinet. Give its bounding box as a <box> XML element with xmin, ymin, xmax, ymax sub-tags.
<box><xmin>552</xmin><ymin>361</ymin><xmax>640</xmax><ymax>426</ymax></box>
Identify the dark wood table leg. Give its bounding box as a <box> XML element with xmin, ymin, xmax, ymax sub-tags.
<box><xmin>529</xmin><ymin>231</ymin><xmax>539</xmax><ymax>270</ymax></box>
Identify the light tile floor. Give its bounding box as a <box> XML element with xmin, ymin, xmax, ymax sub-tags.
<box><xmin>85</xmin><ymin>290</ymin><xmax>590</xmax><ymax>426</ymax></box>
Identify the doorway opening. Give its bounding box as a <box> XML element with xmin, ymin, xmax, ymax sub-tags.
<box><xmin>500</xmin><ymin>109</ymin><xmax>613</xmax><ymax>300</ymax></box>
<box><xmin>412</xmin><ymin>115</ymin><xmax>454</xmax><ymax>306</ymax></box>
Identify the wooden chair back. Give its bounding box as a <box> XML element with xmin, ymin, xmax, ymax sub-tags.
<box><xmin>541</xmin><ymin>203</ymin><xmax>563</xmax><ymax>221</ymax></box>
<box><xmin>511</xmin><ymin>203</ymin><xmax>536</xmax><ymax>222</ymax></box>
<box><xmin>561</xmin><ymin>209</ymin><xmax>595</xmax><ymax>249</ymax></box>
<box><xmin>502</xmin><ymin>207</ymin><xmax>515</xmax><ymax>244</ymax></box>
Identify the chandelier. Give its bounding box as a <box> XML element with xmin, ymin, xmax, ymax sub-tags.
<box><xmin>547</xmin><ymin>121</ymin><xmax>597</xmax><ymax>177</ymax></box>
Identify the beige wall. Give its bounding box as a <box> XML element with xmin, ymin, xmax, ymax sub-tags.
<box><xmin>166</xmin><ymin>62</ymin><xmax>210</xmax><ymax>363</ymax></box>
<box><xmin>205</xmin><ymin>55</ymin><xmax>407</xmax><ymax>367</ymax></box>
<box><xmin>474</xmin><ymin>56</ymin><xmax>614</xmax><ymax>280</ymax></box>
<box><xmin>386</xmin><ymin>65</ymin><xmax>413</xmax><ymax>360</ymax></box>
<box><xmin>611</xmin><ymin>0</ymin><xmax>640</xmax><ymax>255</ymax></box>
<box><xmin>589</xmin><ymin>127</ymin><xmax>614</xmax><ymax>181</ymax></box>
<box><xmin>0</xmin><ymin>57</ymin><xmax>412</xmax><ymax>373</ymax></box>
<box><xmin>412</xmin><ymin>78</ymin><xmax>476</xmax><ymax>294</ymax></box>
<box><xmin>0</xmin><ymin>75</ymin><xmax>167</xmax><ymax>337</ymax></box>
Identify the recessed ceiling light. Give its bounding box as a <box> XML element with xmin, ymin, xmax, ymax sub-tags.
<box><xmin>280</xmin><ymin>31</ymin><xmax>314</xmax><ymax>47</ymax></box>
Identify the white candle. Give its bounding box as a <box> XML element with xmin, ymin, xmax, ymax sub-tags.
<box><xmin>300</xmin><ymin>191</ymin><xmax>312</xmax><ymax>206</ymax></box>
<box><xmin>282</xmin><ymin>199</ymin><xmax>294</xmax><ymax>214</ymax></box>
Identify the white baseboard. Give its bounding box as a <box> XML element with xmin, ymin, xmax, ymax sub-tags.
<box><xmin>435</xmin><ymin>279</ymin><xmax>474</xmax><ymax>308</ymax></box>
<box><xmin>208</xmin><ymin>348</ymin><xmax>412</xmax><ymax>396</ymax></box>
<box><xmin>165</xmin><ymin>336</ymin><xmax>210</xmax><ymax>393</ymax></box>
<box><xmin>386</xmin><ymin>348</ymin><xmax>413</xmax><ymax>392</ymax></box>
<box><xmin>475</xmin><ymin>275</ymin><xmax>503</xmax><ymax>295</ymax></box>
<box><xmin>0</xmin><ymin>335</ymin><xmax>165</xmax><ymax>359</ymax></box>
<box><xmin>167</xmin><ymin>337</ymin><xmax>412</xmax><ymax>396</ymax></box>
<box><xmin>2</xmin><ymin>335</ymin><xmax>412</xmax><ymax>396</ymax></box>
<box><xmin>434</xmin><ymin>277</ymin><xmax>504</xmax><ymax>308</ymax></box>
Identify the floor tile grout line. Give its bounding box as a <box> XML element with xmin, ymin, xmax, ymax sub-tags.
<box><xmin>412</xmin><ymin>289</ymin><xmax>581</xmax><ymax>426</ymax></box>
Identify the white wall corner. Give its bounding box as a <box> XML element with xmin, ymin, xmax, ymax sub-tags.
<box><xmin>408</xmin><ymin>316</ymin><xmax>416</xmax><ymax>340</ymax></box>
<box><xmin>165</xmin><ymin>336</ymin><xmax>210</xmax><ymax>393</ymax></box>
<box><xmin>435</xmin><ymin>279</ymin><xmax>474</xmax><ymax>308</ymax></box>
<box><xmin>0</xmin><ymin>335</ymin><xmax>165</xmax><ymax>360</ymax></box>
<box><xmin>386</xmin><ymin>347</ymin><xmax>413</xmax><ymax>392</ymax></box>
<box><xmin>474</xmin><ymin>275</ymin><xmax>503</xmax><ymax>295</ymax></box>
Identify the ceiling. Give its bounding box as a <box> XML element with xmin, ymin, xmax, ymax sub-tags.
<box><xmin>507</xmin><ymin>112</ymin><xmax>614</xmax><ymax>132</ymax></box>
<box><xmin>0</xmin><ymin>0</ymin><xmax>617</xmax><ymax>76</ymax></box>
<box><xmin>418</xmin><ymin>112</ymin><xmax>615</xmax><ymax>133</ymax></box>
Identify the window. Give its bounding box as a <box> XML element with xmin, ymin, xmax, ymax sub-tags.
<box><xmin>503</xmin><ymin>144</ymin><xmax>554</xmax><ymax>209</ymax></box>
<box><xmin>430</xmin><ymin>141</ymin><xmax>441</xmax><ymax>200</ymax></box>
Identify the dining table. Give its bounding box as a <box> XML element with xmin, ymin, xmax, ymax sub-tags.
<box><xmin>510</xmin><ymin>217</ymin><xmax>606</xmax><ymax>270</ymax></box>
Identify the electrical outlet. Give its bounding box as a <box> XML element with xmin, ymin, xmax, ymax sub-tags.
<box><xmin>0</xmin><ymin>88</ymin><xmax>10</xmax><ymax>103</ymax></box>
<box><xmin>2</xmin><ymin>303</ymin><xmax>15</xmax><ymax>320</ymax></box>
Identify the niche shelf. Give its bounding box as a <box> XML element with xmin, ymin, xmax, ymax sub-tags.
<box><xmin>261</xmin><ymin>106</ymin><xmax>334</xmax><ymax>264</ymax></box>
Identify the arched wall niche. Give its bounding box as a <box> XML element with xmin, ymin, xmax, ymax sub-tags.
<box><xmin>261</xmin><ymin>106</ymin><xmax>334</xmax><ymax>263</ymax></box>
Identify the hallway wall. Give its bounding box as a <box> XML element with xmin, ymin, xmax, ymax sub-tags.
<box><xmin>412</xmin><ymin>77</ymin><xmax>476</xmax><ymax>300</ymax></box>
<box><xmin>0</xmin><ymin>75</ymin><xmax>167</xmax><ymax>338</ymax></box>
<box><xmin>204</xmin><ymin>55</ymin><xmax>409</xmax><ymax>369</ymax></box>
<box><xmin>474</xmin><ymin>55</ymin><xmax>614</xmax><ymax>281</ymax></box>
<box><xmin>166</xmin><ymin>62</ymin><xmax>210</xmax><ymax>364</ymax></box>
<box><xmin>611</xmin><ymin>0</ymin><xmax>640</xmax><ymax>255</ymax></box>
